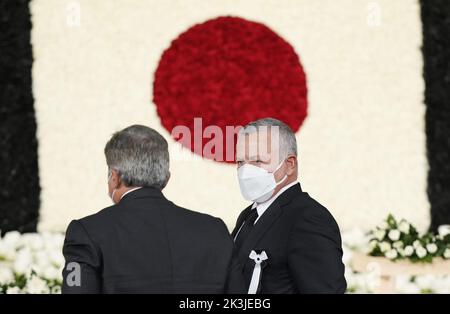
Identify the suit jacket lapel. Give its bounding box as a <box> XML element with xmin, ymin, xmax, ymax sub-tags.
<box><xmin>231</xmin><ymin>205</ymin><xmax>253</xmax><ymax>239</ymax></box>
<box><xmin>236</xmin><ymin>183</ymin><xmax>302</xmax><ymax>265</ymax></box>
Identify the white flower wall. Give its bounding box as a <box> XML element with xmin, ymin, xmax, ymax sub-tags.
<box><xmin>30</xmin><ymin>0</ymin><xmax>428</xmax><ymax>232</ymax></box>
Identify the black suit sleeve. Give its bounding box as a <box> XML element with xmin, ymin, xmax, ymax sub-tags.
<box><xmin>213</xmin><ymin>218</ymin><xmax>245</xmax><ymax>294</ymax></box>
<box><xmin>62</xmin><ymin>220</ymin><xmax>102</xmax><ymax>294</ymax></box>
<box><xmin>287</xmin><ymin>208</ymin><xmax>346</xmax><ymax>294</ymax></box>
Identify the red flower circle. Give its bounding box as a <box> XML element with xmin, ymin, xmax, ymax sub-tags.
<box><xmin>153</xmin><ymin>16</ymin><xmax>307</xmax><ymax>163</ymax></box>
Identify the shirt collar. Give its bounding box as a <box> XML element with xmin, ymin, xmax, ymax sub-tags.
<box><xmin>252</xmin><ymin>181</ymin><xmax>299</xmax><ymax>220</ymax></box>
<box><xmin>120</xmin><ymin>187</ymin><xmax>143</xmax><ymax>201</ymax></box>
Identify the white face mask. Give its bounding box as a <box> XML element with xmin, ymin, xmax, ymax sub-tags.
<box><xmin>237</xmin><ymin>160</ymin><xmax>287</xmax><ymax>203</ymax></box>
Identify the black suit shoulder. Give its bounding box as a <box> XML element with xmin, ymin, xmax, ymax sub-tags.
<box><xmin>285</xmin><ymin>192</ymin><xmax>342</xmax><ymax>239</ymax></box>
<box><xmin>164</xmin><ymin>202</ymin><xmax>231</xmax><ymax>233</ymax></box>
<box><xmin>285</xmin><ymin>192</ymin><xmax>346</xmax><ymax>293</ymax></box>
<box><xmin>74</xmin><ymin>200</ymin><xmax>232</xmax><ymax>247</ymax></box>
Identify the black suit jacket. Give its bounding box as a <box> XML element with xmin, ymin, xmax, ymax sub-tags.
<box><xmin>231</xmin><ymin>183</ymin><xmax>346</xmax><ymax>294</ymax></box>
<box><xmin>62</xmin><ymin>187</ymin><xmax>234</xmax><ymax>294</ymax></box>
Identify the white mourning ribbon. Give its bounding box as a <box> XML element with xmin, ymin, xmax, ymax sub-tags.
<box><xmin>247</xmin><ymin>250</ymin><xmax>268</xmax><ymax>294</ymax></box>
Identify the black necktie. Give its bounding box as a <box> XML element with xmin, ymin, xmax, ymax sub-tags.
<box><xmin>235</xmin><ymin>209</ymin><xmax>259</xmax><ymax>251</ymax></box>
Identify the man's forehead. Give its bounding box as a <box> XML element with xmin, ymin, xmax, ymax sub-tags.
<box><xmin>236</xmin><ymin>129</ymin><xmax>280</xmax><ymax>159</ymax></box>
<box><xmin>237</xmin><ymin>129</ymin><xmax>279</xmax><ymax>145</ymax></box>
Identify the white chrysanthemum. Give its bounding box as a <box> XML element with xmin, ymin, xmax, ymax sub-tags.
<box><xmin>443</xmin><ymin>248</ymin><xmax>450</xmax><ymax>259</ymax></box>
<box><xmin>13</xmin><ymin>247</ymin><xmax>32</xmax><ymax>275</ymax></box>
<box><xmin>21</xmin><ymin>234</ymin><xmax>44</xmax><ymax>251</ymax></box>
<box><xmin>385</xmin><ymin>249</ymin><xmax>398</xmax><ymax>260</ymax></box>
<box><xmin>393</xmin><ymin>241</ymin><xmax>403</xmax><ymax>249</ymax></box>
<box><xmin>415</xmin><ymin>246</ymin><xmax>427</xmax><ymax>258</ymax></box>
<box><xmin>43</xmin><ymin>266</ymin><xmax>62</xmax><ymax>281</ymax></box>
<box><xmin>398</xmin><ymin>221</ymin><xmax>410</xmax><ymax>234</ymax></box>
<box><xmin>341</xmin><ymin>228</ymin><xmax>368</xmax><ymax>250</ymax></box>
<box><xmin>378</xmin><ymin>221</ymin><xmax>389</xmax><ymax>230</ymax></box>
<box><xmin>374</xmin><ymin>229</ymin><xmax>385</xmax><ymax>241</ymax></box>
<box><xmin>415</xmin><ymin>274</ymin><xmax>436</xmax><ymax>291</ymax></box>
<box><xmin>438</xmin><ymin>225</ymin><xmax>450</xmax><ymax>237</ymax></box>
<box><xmin>413</xmin><ymin>240</ymin><xmax>421</xmax><ymax>248</ymax></box>
<box><xmin>426</xmin><ymin>243</ymin><xmax>438</xmax><ymax>254</ymax></box>
<box><xmin>6</xmin><ymin>286</ymin><xmax>23</xmax><ymax>294</ymax></box>
<box><xmin>0</xmin><ymin>242</ymin><xmax>16</xmax><ymax>261</ymax></box>
<box><xmin>395</xmin><ymin>275</ymin><xmax>421</xmax><ymax>294</ymax></box>
<box><xmin>2</xmin><ymin>231</ymin><xmax>21</xmax><ymax>247</ymax></box>
<box><xmin>50</xmin><ymin>285</ymin><xmax>61</xmax><ymax>294</ymax></box>
<box><xmin>25</xmin><ymin>276</ymin><xmax>50</xmax><ymax>294</ymax></box>
<box><xmin>403</xmin><ymin>245</ymin><xmax>414</xmax><ymax>257</ymax></box>
<box><xmin>388</xmin><ymin>229</ymin><xmax>401</xmax><ymax>241</ymax></box>
<box><xmin>0</xmin><ymin>266</ymin><xmax>14</xmax><ymax>284</ymax></box>
<box><xmin>34</xmin><ymin>250</ymin><xmax>51</xmax><ymax>271</ymax></box>
<box><xmin>48</xmin><ymin>250</ymin><xmax>64</xmax><ymax>268</ymax></box>
<box><xmin>379</xmin><ymin>241</ymin><xmax>391</xmax><ymax>253</ymax></box>
<box><xmin>43</xmin><ymin>233</ymin><xmax>64</xmax><ymax>251</ymax></box>
<box><xmin>369</xmin><ymin>239</ymin><xmax>378</xmax><ymax>249</ymax></box>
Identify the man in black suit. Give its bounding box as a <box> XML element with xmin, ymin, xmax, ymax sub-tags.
<box><xmin>62</xmin><ymin>125</ymin><xmax>234</xmax><ymax>293</ymax></box>
<box><xmin>232</xmin><ymin>118</ymin><xmax>346</xmax><ymax>294</ymax></box>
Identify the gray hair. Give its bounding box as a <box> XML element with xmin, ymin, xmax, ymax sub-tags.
<box><xmin>104</xmin><ymin>125</ymin><xmax>170</xmax><ymax>189</ymax></box>
<box><xmin>239</xmin><ymin>118</ymin><xmax>298</xmax><ymax>161</ymax></box>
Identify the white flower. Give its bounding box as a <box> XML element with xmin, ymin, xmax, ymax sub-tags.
<box><xmin>443</xmin><ymin>249</ymin><xmax>450</xmax><ymax>259</ymax></box>
<box><xmin>379</xmin><ymin>241</ymin><xmax>391</xmax><ymax>253</ymax></box>
<box><xmin>403</xmin><ymin>245</ymin><xmax>414</xmax><ymax>257</ymax></box>
<box><xmin>50</xmin><ymin>285</ymin><xmax>61</xmax><ymax>294</ymax></box>
<box><xmin>374</xmin><ymin>229</ymin><xmax>385</xmax><ymax>241</ymax></box>
<box><xmin>25</xmin><ymin>276</ymin><xmax>50</xmax><ymax>294</ymax></box>
<box><xmin>393</xmin><ymin>241</ymin><xmax>403</xmax><ymax>249</ymax></box>
<box><xmin>13</xmin><ymin>247</ymin><xmax>32</xmax><ymax>275</ymax></box>
<box><xmin>0</xmin><ymin>267</ymin><xmax>14</xmax><ymax>284</ymax></box>
<box><xmin>342</xmin><ymin>228</ymin><xmax>368</xmax><ymax>250</ymax></box>
<box><xmin>426</xmin><ymin>243</ymin><xmax>438</xmax><ymax>254</ymax></box>
<box><xmin>415</xmin><ymin>274</ymin><xmax>436</xmax><ymax>291</ymax></box>
<box><xmin>0</xmin><ymin>241</ymin><xmax>17</xmax><ymax>261</ymax></box>
<box><xmin>413</xmin><ymin>240</ymin><xmax>421</xmax><ymax>248</ymax></box>
<box><xmin>385</xmin><ymin>249</ymin><xmax>398</xmax><ymax>260</ymax></box>
<box><xmin>388</xmin><ymin>229</ymin><xmax>401</xmax><ymax>241</ymax></box>
<box><xmin>2</xmin><ymin>231</ymin><xmax>21</xmax><ymax>247</ymax></box>
<box><xmin>395</xmin><ymin>275</ymin><xmax>421</xmax><ymax>294</ymax></box>
<box><xmin>48</xmin><ymin>250</ymin><xmax>64</xmax><ymax>268</ymax></box>
<box><xmin>437</xmin><ymin>225</ymin><xmax>450</xmax><ymax>237</ymax></box>
<box><xmin>6</xmin><ymin>286</ymin><xmax>23</xmax><ymax>294</ymax></box>
<box><xmin>342</xmin><ymin>246</ymin><xmax>353</xmax><ymax>265</ymax></box>
<box><xmin>415</xmin><ymin>246</ymin><xmax>427</xmax><ymax>258</ymax></box>
<box><xmin>369</xmin><ymin>239</ymin><xmax>378</xmax><ymax>250</ymax></box>
<box><xmin>398</xmin><ymin>221</ymin><xmax>410</xmax><ymax>234</ymax></box>
<box><xmin>22</xmin><ymin>234</ymin><xmax>44</xmax><ymax>251</ymax></box>
<box><xmin>43</xmin><ymin>266</ymin><xmax>61</xmax><ymax>281</ymax></box>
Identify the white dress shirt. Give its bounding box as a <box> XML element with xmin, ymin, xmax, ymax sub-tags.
<box><xmin>252</xmin><ymin>181</ymin><xmax>299</xmax><ymax>224</ymax></box>
<box><xmin>120</xmin><ymin>187</ymin><xmax>142</xmax><ymax>200</ymax></box>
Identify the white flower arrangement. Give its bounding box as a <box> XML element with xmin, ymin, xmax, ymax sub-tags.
<box><xmin>1</xmin><ymin>219</ymin><xmax>449</xmax><ymax>294</ymax></box>
<box><xmin>0</xmin><ymin>231</ymin><xmax>64</xmax><ymax>294</ymax></box>
<box><xmin>342</xmin><ymin>226</ymin><xmax>450</xmax><ymax>294</ymax></box>
<box><xmin>368</xmin><ymin>214</ymin><xmax>450</xmax><ymax>263</ymax></box>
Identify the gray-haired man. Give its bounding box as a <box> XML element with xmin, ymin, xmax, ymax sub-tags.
<box><xmin>62</xmin><ymin>125</ymin><xmax>234</xmax><ymax>293</ymax></box>
<box><xmin>232</xmin><ymin>118</ymin><xmax>346</xmax><ymax>293</ymax></box>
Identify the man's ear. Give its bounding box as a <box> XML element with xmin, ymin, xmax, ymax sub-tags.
<box><xmin>110</xmin><ymin>169</ymin><xmax>121</xmax><ymax>189</ymax></box>
<box><xmin>285</xmin><ymin>155</ymin><xmax>297</xmax><ymax>176</ymax></box>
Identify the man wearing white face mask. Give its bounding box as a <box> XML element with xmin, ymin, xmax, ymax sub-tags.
<box><xmin>231</xmin><ymin>118</ymin><xmax>346</xmax><ymax>294</ymax></box>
